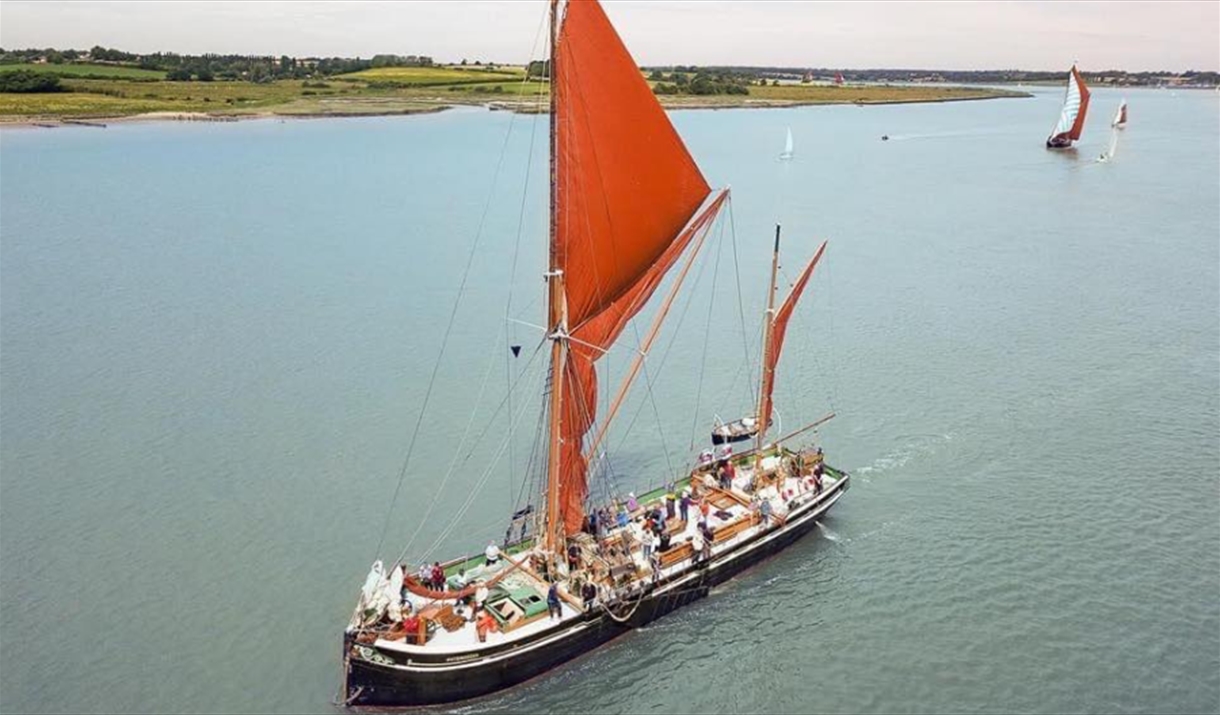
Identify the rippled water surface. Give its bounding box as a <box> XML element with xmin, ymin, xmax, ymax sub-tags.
<box><xmin>2</xmin><ymin>87</ymin><xmax>1217</xmax><ymax>714</ymax></box>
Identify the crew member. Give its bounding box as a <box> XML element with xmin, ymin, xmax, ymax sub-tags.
<box><xmin>581</xmin><ymin>580</ymin><xmax>598</xmax><ymax>611</ymax></box>
<box><xmin>547</xmin><ymin>582</ymin><xmax>562</xmax><ymax>620</ymax></box>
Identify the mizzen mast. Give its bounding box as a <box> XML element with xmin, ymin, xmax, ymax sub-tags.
<box><xmin>755</xmin><ymin>224</ymin><xmax>783</xmax><ymax>457</ymax></box>
<box><xmin>755</xmin><ymin>227</ymin><xmax>829</xmax><ymax>464</ymax></box>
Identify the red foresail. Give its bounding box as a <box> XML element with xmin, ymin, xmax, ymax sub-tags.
<box><xmin>1069</xmin><ymin>65</ymin><xmax>1091</xmax><ymax>141</ymax></box>
<box><xmin>758</xmin><ymin>241</ymin><xmax>828</xmax><ymax>435</ymax></box>
<box><xmin>551</xmin><ymin>0</ymin><xmax>715</xmax><ymax>535</ymax></box>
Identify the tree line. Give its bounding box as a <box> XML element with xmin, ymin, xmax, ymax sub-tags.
<box><xmin>0</xmin><ymin>46</ymin><xmax>435</xmax><ymax>83</ymax></box>
<box><xmin>653</xmin><ymin>65</ymin><xmax>1220</xmax><ymax>87</ymax></box>
<box><xmin>650</xmin><ymin>70</ymin><xmax>750</xmax><ymax>96</ymax></box>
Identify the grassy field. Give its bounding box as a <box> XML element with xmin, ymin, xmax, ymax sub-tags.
<box><xmin>0</xmin><ymin>71</ymin><xmax>1024</xmax><ymax>121</ymax></box>
<box><xmin>0</xmin><ymin>62</ymin><xmax>166</xmax><ymax>80</ymax></box>
<box><xmin>336</xmin><ymin>65</ymin><xmax>525</xmax><ymax>85</ymax></box>
<box><xmin>442</xmin><ymin>79</ymin><xmax>550</xmax><ymax>97</ymax></box>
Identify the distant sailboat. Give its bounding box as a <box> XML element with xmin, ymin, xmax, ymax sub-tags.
<box><xmin>1098</xmin><ymin>99</ymin><xmax>1126</xmax><ymax>163</ymax></box>
<box><xmin>1098</xmin><ymin>99</ymin><xmax>1128</xmax><ymax>163</ymax></box>
<box><xmin>1046</xmin><ymin>64</ymin><xmax>1091</xmax><ymax>149</ymax></box>
<box><xmin>780</xmin><ymin>127</ymin><xmax>794</xmax><ymax>160</ymax></box>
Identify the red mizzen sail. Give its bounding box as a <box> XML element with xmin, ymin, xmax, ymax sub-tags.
<box><xmin>551</xmin><ymin>0</ymin><xmax>718</xmax><ymax>535</ymax></box>
<box><xmin>758</xmin><ymin>241</ymin><xmax>828</xmax><ymax>435</ymax></box>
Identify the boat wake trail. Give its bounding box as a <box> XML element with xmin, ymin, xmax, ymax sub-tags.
<box><xmin>816</xmin><ymin>522</ymin><xmax>842</xmax><ymax>543</ymax></box>
<box><xmin>854</xmin><ymin>432</ymin><xmax>953</xmax><ymax>480</ymax></box>
<box><xmin>883</xmin><ymin>124</ymin><xmax>1027</xmax><ymax>143</ymax></box>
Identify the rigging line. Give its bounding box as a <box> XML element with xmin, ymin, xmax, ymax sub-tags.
<box><xmin>505</xmin><ymin>38</ymin><xmax>548</xmax><ymax>512</ymax></box>
<box><xmin>378</xmin><ymin>12</ymin><xmax>548</xmax><ymax>562</ymax></box>
<box><xmin>415</xmin><ymin>350</ymin><xmax>549</xmax><ymax>561</ymax></box>
<box><xmin>824</xmin><ymin>253</ymin><xmax>839</xmax><ymax>413</ymax></box>
<box><xmin>450</xmin><ymin>340</ymin><xmax>547</xmax><ymax>484</ymax></box>
<box><xmin>603</xmin><ymin>214</ymin><xmax>731</xmax><ymax>489</ymax></box>
<box><xmin>722</xmin><ymin>346</ymin><xmax>752</xmax><ymax>421</ymax></box>
<box><xmin>611</xmin><ymin>217</ymin><xmax>720</xmax><ymax>467</ymax></box>
<box><xmin>727</xmin><ymin>195</ymin><xmax>758</xmax><ymax>408</ymax></box>
<box><xmin>512</xmin><ymin>380</ymin><xmax>550</xmax><ymax>514</ymax></box>
<box><xmin>418</xmin><ymin>355</ymin><xmax>550</xmax><ymax>560</ymax></box>
<box><xmin>627</xmin><ymin>310</ymin><xmax>676</xmax><ymax>482</ymax></box>
<box><xmin>689</xmin><ymin>212</ymin><xmax>728</xmax><ymax>450</ymax></box>
<box><xmin>582</xmin><ymin>197</ymin><xmax>725</xmax><ymax>478</ymax></box>
<box><xmin>426</xmin><ymin>324</ymin><xmax>507</xmax><ymax>535</ymax></box>
<box><xmin>514</xmin><ymin>371</ymin><xmax>550</xmax><ymax>542</ymax></box>
<box><xmin>399</xmin><ymin>338</ymin><xmax>547</xmax><ymax>564</ymax></box>
<box><xmin>561</xmin><ymin>346</ymin><xmax>619</xmax><ymax>515</ymax></box>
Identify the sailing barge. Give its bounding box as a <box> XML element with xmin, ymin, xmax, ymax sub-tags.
<box><xmin>342</xmin><ymin>0</ymin><xmax>850</xmax><ymax>706</ymax></box>
<box><xmin>1046</xmin><ymin>63</ymin><xmax>1091</xmax><ymax>149</ymax></box>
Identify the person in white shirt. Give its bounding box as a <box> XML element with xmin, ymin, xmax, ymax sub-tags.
<box><xmin>471</xmin><ymin>582</ymin><xmax>490</xmax><ymax>622</ymax></box>
<box><xmin>485</xmin><ymin>541</ymin><xmax>501</xmax><ymax>565</ymax></box>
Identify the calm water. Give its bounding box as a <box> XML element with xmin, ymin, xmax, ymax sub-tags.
<box><xmin>2</xmin><ymin>87</ymin><xmax>1217</xmax><ymax>714</ymax></box>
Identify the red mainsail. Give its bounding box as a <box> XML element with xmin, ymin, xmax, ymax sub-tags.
<box><xmin>550</xmin><ymin>0</ymin><xmax>718</xmax><ymax>535</ymax></box>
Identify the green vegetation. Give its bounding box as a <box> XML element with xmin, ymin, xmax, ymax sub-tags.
<box><xmin>337</xmin><ymin>65</ymin><xmax>524</xmax><ymax>87</ymax></box>
<box><xmin>1</xmin><ymin>45</ymin><xmax>433</xmax><ymax>82</ymax></box>
<box><xmin>526</xmin><ymin>60</ymin><xmax>551</xmax><ymax>79</ymax></box>
<box><xmin>0</xmin><ymin>70</ymin><xmax>65</xmax><ymax>93</ymax></box>
<box><xmin>0</xmin><ymin>45</ymin><xmax>1028</xmax><ymax>122</ymax></box>
<box><xmin>652</xmin><ymin>71</ymin><xmax>749</xmax><ymax>96</ymax></box>
<box><xmin>0</xmin><ymin>62</ymin><xmax>166</xmax><ymax>80</ymax></box>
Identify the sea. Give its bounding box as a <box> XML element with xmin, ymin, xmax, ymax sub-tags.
<box><xmin>2</xmin><ymin>85</ymin><xmax>1217</xmax><ymax>714</ymax></box>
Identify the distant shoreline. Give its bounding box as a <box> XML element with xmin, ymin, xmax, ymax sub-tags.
<box><xmin>0</xmin><ymin>88</ymin><xmax>1030</xmax><ymax>129</ymax></box>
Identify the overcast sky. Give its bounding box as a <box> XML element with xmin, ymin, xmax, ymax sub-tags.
<box><xmin>2</xmin><ymin>1</ymin><xmax>1216</xmax><ymax>72</ymax></box>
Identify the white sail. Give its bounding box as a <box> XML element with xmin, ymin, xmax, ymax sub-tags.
<box><xmin>1051</xmin><ymin>70</ymin><xmax>1083</xmax><ymax>138</ymax></box>
<box><xmin>780</xmin><ymin>127</ymin><xmax>794</xmax><ymax>160</ymax></box>
<box><xmin>1112</xmin><ymin>99</ymin><xmax>1127</xmax><ymax>128</ymax></box>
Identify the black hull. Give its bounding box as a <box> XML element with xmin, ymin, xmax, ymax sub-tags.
<box><xmin>344</xmin><ymin>473</ymin><xmax>849</xmax><ymax>708</ymax></box>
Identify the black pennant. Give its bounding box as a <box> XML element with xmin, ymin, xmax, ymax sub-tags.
<box><xmin>510</xmin><ymin>345</ymin><xmax>521</xmax><ymax>357</ymax></box>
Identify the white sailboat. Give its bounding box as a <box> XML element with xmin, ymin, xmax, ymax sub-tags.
<box><xmin>1099</xmin><ymin>99</ymin><xmax>1127</xmax><ymax>162</ymax></box>
<box><xmin>780</xmin><ymin>127</ymin><xmax>795</xmax><ymax>160</ymax></box>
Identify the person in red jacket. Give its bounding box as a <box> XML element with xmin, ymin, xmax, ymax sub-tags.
<box><xmin>476</xmin><ymin>610</ymin><xmax>496</xmax><ymax>643</ymax></box>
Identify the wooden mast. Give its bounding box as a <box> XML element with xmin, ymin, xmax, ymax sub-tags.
<box><xmin>755</xmin><ymin>224</ymin><xmax>782</xmax><ymax>471</ymax></box>
<box><xmin>542</xmin><ymin>0</ymin><xmax>565</xmax><ymax>557</ymax></box>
